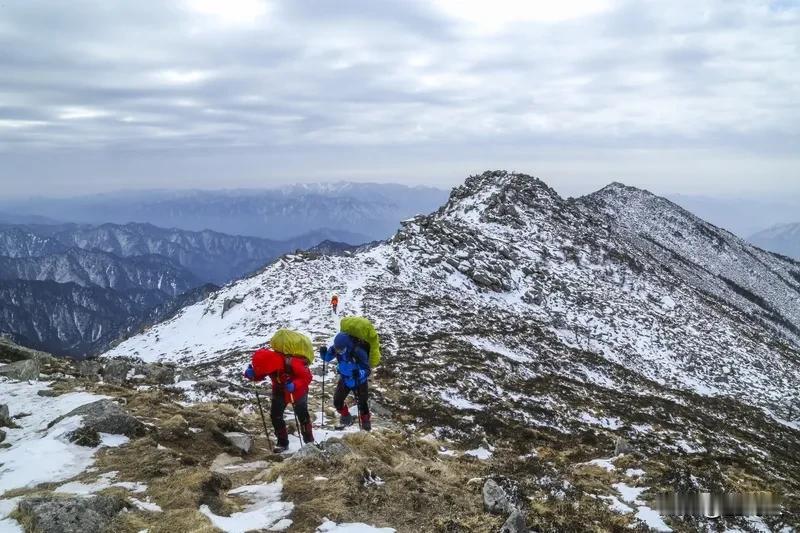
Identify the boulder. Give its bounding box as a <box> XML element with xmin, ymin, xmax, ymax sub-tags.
<box><xmin>482</xmin><ymin>479</ymin><xmax>512</xmax><ymax>515</ymax></box>
<box><xmin>37</xmin><ymin>389</ymin><xmax>59</xmax><ymax>397</ymax></box>
<box><xmin>102</xmin><ymin>359</ymin><xmax>130</xmax><ymax>384</ymax></box>
<box><xmin>500</xmin><ymin>510</ymin><xmax>528</xmax><ymax>533</ymax></box>
<box><xmin>223</xmin><ymin>432</ymin><xmax>253</xmax><ymax>454</ymax></box>
<box><xmin>293</xmin><ymin>443</ymin><xmax>324</xmax><ymax>460</ymax></box>
<box><xmin>49</xmin><ymin>400</ymin><xmax>145</xmax><ymax>444</ymax></box>
<box><xmin>195</xmin><ymin>379</ymin><xmax>225</xmax><ymax>392</ymax></box>
<box><xmin>138</xmin><ymin>363</ymin><xmax>175</xmax><ymax>385</ymax></box>
<box><xmin>387</xmin><ymin>257</ymin><xmax>400</xmax><ymax>275</ymax></box>
<box><xmin>0</xmin><ymin>359</ymin><xmax>40</xmax><ymax>381</ymax></box>
<box><xmin>0</xmin><ymin>428</ymin><xmax>6</xmax><ymax>444</ymax></box>
<box><xmin>17</xmin><ymin>494</ymin><xmax>127</xmax><ymax>533</ymax></box>
<box><xmin>321</xmin><ymin>438</ymin><xmax>353</xmax><ymax>459</ymax></box>
<box><xmin>77</xmin><ymin>360</ymin><xmax>103</xmax><ymax>380</ymax></box>
<box><xmin>614</xmin><ymin>437</ymin><xmax>634</xmax><ymax>456</ymax></box>
<box><xmin>221</xmin><ymin>296</ymin><xmax>244</xmax><ymax>317</ymax></box>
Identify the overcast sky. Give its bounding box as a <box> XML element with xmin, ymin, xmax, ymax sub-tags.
<box><xmin>0</xmin><ymin>0</ymin><xmax>798</xmax><ymax>198</ymax></box>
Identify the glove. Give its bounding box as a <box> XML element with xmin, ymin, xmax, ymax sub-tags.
<box><xmin>318</xmin><ymin>346</ymin><xmax>327</xmax><ymax>358</ymax></box>
<box><xmin>285</xmin><ymin>381</ymin><xmax>296</xmax><ymax>393</ymax></box>
<box><xmin>358</xmin><ymin>368</ymin><xmax>368</xmax><ymax>382</ymax></box>
<box><xmin>243</xmin><ymin>365</ymin><xmax>255</xmax><ymax>381</ymax></box>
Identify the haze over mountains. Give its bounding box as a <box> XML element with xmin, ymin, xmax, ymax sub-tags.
<box><xmin>0</xmin><ymin>183</ymin><xmax>449</xmax><ymax>242</ymax></box>
<box><xmin>750</xmin><ymin>223</ymin><xmax>800</xmax><ymax>261</ymax></box>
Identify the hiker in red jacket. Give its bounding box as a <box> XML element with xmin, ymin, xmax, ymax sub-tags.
<box><xmin>244</xmin><ymin>347</ymin><xmax>314</xmax><ymax>452</ymax></box>
<box><xmin>331</xmin><ymin>294</ymin><xmax>339</xmax><ymax>314</ymax></box>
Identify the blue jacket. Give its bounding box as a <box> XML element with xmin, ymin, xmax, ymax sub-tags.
<box><xmin>322</xmin><ymin>332</ymin><xmax>370</xmax><ymax>389</ymax></box>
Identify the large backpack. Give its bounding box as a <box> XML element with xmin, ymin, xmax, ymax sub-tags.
<box><xmin>270</xmin><ymin>329</ymin><xmax>315</xmax><ymax>365</ymax></box>
<box><xmin>340</xmin><ymin>316</ymin><xmax>381</xmax><ymax>368</ymax></box>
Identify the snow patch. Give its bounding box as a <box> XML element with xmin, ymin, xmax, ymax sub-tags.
<box><xmin>317</xmin><ymin>519</ymin><xmax>396</xmax><ymax>532</ymax></box>
<box><xmin>0</xmin><ymin>380</ymin><xmax>116</xmax><ymax>496</ymax></box>
<box><xmin>200</xmin><ymin>479</ymin><xmax>293</xmax><ymax>533</ymax></box>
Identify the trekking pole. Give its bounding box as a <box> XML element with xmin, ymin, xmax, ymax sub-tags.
<box><xmin>252</xmin><ymin>386</ymin><xmax>273</xmax><ymax>448</ymax></box>
<box><xmin>321</xmin><ymin>359</ymin><xmax>326</xmax><ymax>427</ymax></box>
<box><xmin>289</xmin><ymin>393</ymin><xmax>306</xmax><ymax>446</ymax></box>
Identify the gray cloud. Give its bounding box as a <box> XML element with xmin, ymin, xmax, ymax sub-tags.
<box><xmin>0</xmin><ymin>0</ymin><xmax>798</xmax><ymax>197</ymax></box>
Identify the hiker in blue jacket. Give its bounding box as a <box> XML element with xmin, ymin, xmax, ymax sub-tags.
<box><xmin>319</xmin><ymin>332</ymin><xmax>371</xmax><ymax>431</ymax></box>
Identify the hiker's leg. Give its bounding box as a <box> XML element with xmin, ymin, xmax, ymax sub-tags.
<box><xmin>357</xmin><ymin>380</ymin><xmax>371</xmax><ymax>430</ymax></box>
<box><xmin>333</xmin><ymin>379</ymin><xmax>353</xmax><ymax>427</ymax></box>
<box><xmin>333</xmin><ymin>378</ymin><xmax>350</xmax><ymax>416</ymax></box>
<box><xmin>270</xmin><ymin>391</ymin><xmax>289</xmax><ymax>446</ymax></box>
<box><xmin>294</xmin><ymin>394</ymin><xmax>314</xmax><ymax>443</ymax></box>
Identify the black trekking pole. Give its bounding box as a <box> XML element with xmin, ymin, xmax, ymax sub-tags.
<box><xmin>252</xmin><ymin>386</ymin><xmax>272</xmax><ymax>448</ymax></box>
<box><xmin>321</xmin><ymin>359</ymin><xmax>326</xmax><ymax>428</ymax></box>
<box><xmin>289</xmin><ymin>393</ymin><xmax>306</xmax><ymax>446</ymax></box>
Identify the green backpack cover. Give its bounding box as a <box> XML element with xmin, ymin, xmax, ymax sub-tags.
<box><xmin>270</xmin><ymin>329</ymin><xmax>315</xmax><ymax>364</ymax></box>
<box><xmin>340</xmin><ymin>316</ymin><xmax>381</xmax><ymax>368</ymax></box>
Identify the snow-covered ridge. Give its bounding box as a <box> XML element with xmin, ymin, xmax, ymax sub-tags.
<box><xmin>580</xmin><ymin>182</ymin><xmax>800</xmax><ymax>342</ymax></box>
<box><xmin>106</xmin><ymin>171</ymin><xmax>800</xmax><ymax>423</ymax></box>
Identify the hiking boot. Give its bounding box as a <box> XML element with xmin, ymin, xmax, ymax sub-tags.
<box><xmin>272</xmin><ymin>443</ymin><xmax>290</xmax><ymax>453</ymax></box>
<box><xmin>301</xmin><ymin>422</ymin><xmax>315</xmax><ymax>444</ymax></box>
<box><xmin>335</xmin><ymin>414</ymin><xmax>353</xmax><ymax>430</ymax></box>
<box><xmin>360</xmin><ymin>413</ymin><xmax>371</xmax><ymax>432</ymax></box>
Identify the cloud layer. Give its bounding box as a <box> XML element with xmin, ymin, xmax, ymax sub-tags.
<box><xmin>0</xmin><ymin>0</ymin><xmax>798</xmax><ymax>195</ymax></box>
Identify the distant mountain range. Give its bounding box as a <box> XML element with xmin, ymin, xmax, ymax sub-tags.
<box><xmin>750</xmin><ymin>223</ymin><xmax>800</xmax><ymax>260</ymax></box>
<box><xmin>0</xmin><ymin>221</ymin><xmax>365</xmax><ymax>356</ymax></box>
<box><xmin>0</xmin><ymin>182</ymin><xmax>449</xmax><ymax>242</ymax></box>
<box><xmin>668</xmin><ymin>194</ymin><xmax>800</xmax><ymax>239</ymax></box>
<box><xmin>0</xmin><ymin>223</ymin><xmax>361</xmax><ymax>285</ymax></box>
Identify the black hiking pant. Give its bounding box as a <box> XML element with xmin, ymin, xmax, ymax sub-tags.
<box><xmin>271</xmin><ymin>390</ymin><xmax>312</xmax><ymax>445</ymax></box>
<box><xmin>333</xmin><ymin>379</ymin><xmax>369</xmax><ymax>416</ymax></box>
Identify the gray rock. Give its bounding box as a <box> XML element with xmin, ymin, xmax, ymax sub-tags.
<box><xmin>614</xmin><ymin>437</ymin><xmax>634</xmax><ymax>456</ymax></box>
<box><xmin>17</xmin><ymin>494</ymin><xmax>127</xmax><ymax>533</ymax></box>
<box><xmin>293</xmin><ymin>443</ymin><xmax>324</xmax><ymax>459</ymax></box>
<box><xmin>0</xmin><ymin>404</ymin><xmax>11</xmax><ymax>428</ymax></box>
<box><xmin>101</xmin><ymin>359</ymin><xmax>130</xmax><ymax>384</ymax></box>
<box><xmin>196</xmin><ymin>379</ymin><xmax>225</xmax><ymax>392</ymax></box>
<box><xmin>77</xmin><ymin>360</ymin><xmax>103</xmax><ymax>380</ymax></box>
<box><xmin>221</xmin><ymin>296</ymin><xmax>244</xmax><ymax>317</ymax></box>
<box><xmin>224</xmin><ymin>432</ymin><xmax>253</xmax><ymax>454</ymax></box>
<box><xmin>322</xmin><ymin>439</ymin><xmax>353</xmax><ymax>459</ymax></box>
<box><xmin>387</xmin><ymin>257</ymin><xmax>400</xmax><ymax>275</ymax></box>
<box><xmin>139</xmin><ymin>363</ymin><xmax>175</xmax><ymax>385</ymax></box>
<box><xmin>49</xmin><ymin>399</ymin><xmax>145</xmax><ymax>443</ymax></box>
<box><xmin>0</xmin><ymin>359</ymin><xmax>40</xmax><ymax>381</ymax></box>
<box><xmin>0</xmin><ymin>428</ymin><xmax>5</xmax><ymax>443</ymax></box>
<box><xmin>500</xmin><ymin>510</ymin><xmax>528</xmax><ymax>533</ymax></box>
<box><xmin>483</xmin><ymin>479</ymin><xmax>512</xmax><ymax>515</ymax></box>
<box><xmin>36</xmin><ymin>389</ymin><xmax>59</xmax><ymax>397</ymax></box>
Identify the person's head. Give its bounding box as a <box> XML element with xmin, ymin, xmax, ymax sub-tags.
<box><xmin>333</xmin><ymin>332</ymin><xmax>353</xmax><ymax>355</ymax></box>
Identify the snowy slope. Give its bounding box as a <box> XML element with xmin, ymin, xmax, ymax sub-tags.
<box><xmin>580</xmin><ymin>183</ymin><xmax>800</xmax><ymax>343</ymax></box>
<box><xmin>106</xmin><ymin>171</ymin><xmax>800</xmax><ymax>427</ymax></box>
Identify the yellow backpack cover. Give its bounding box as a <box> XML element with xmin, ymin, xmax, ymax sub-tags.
<box><xmin>270</xmin><ymin>329</ymin><xmax>315</xmax><ymax>364</ymax></box>
<box><xmin>340</xmin><ymin>316</ymin><xmax>381</xmax><ymax>368</ymax></box>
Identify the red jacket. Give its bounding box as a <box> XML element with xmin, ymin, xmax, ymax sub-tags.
<box><xmin>250</xmin><ymin>348</ymin><xmax>312</xmax><ymax>403</ymax></box>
